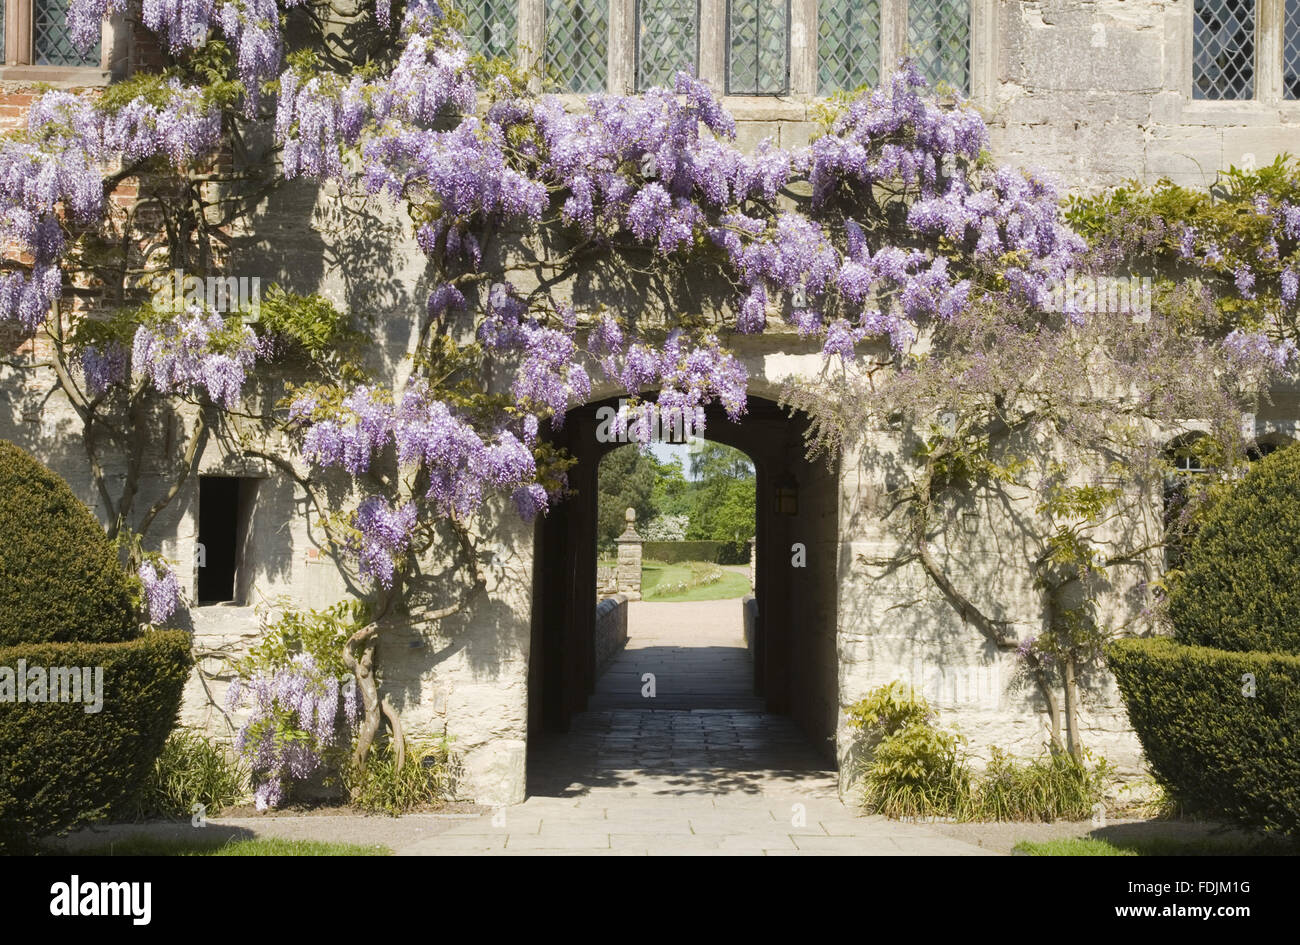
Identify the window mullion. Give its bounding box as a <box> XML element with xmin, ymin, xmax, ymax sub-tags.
<box><xmin>1259</xmin><ymin>0</ymin><xmax>1284</xmax><ymax>102</ymax></box>
<box><xmin>520</xmin><ymin>0</ymin><xmax>546</xmax><ymax>93</ymax></box>
<box><xmin>790</xmin><ymin>0</ymin><xmax>814</xmax><ymax>94</ymax></box>
<box><xmin>7</xmin><ymin>0</ymin><xmax>33</xmax><ymax>66</ymax></box>
<box><xmin>699</xmin><ymin>0</ymin><xmax>727</xmax><ymax>89</ymax></box>
<box><xmin>611</xmin><ymin>0</ymin><xmax>634</xmax><ymax>92</ymax></box>
<box><xmin>881</xmin><ymin>0</ymin><xmax>908</xmax><ymax>75</ymax></box>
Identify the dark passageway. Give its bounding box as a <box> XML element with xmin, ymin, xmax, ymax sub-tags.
<box><xmin>527</xmin><ymin>599</ymin><xmax>836</xmax><ymax>798</ymax></box>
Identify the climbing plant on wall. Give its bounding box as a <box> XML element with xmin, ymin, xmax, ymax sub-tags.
<box><xmin>1</xmin><ymin>0</ymin><xmax>1295</xmax><ymax>794</ymax></box>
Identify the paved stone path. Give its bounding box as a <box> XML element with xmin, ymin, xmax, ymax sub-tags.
<box><xmin>400</xmin><ymin>600</ymin><xmax>995</xmax><ymax>855</ymax></box>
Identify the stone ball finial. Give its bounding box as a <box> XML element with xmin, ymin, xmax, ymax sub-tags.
<box><xmin>625</xmin><ymin>507</ymin><xmax>636</xmax><ymax>523</ymax></box>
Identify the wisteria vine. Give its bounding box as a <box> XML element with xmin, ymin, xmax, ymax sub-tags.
<box><xmin>5</xmin><ymin>0</ymin><xmax>1297</xmax><ymax>589</ymax></box>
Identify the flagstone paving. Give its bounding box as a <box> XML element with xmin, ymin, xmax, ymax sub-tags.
<box><xmin>398</xmin><ymin>600</ymin><xmax>996</xmax><ymax>856</ymax></box>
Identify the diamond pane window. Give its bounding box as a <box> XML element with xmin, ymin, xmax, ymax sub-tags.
<box><xmin>637</xmin><ymin>0</ymin><xmax>699</xmax><ymax>91</ymax></box>
<box><xmin>546</xmin><ymin>0</ymin><xmax>609</xmax><ymax>94</ymax></box>
<box><xmin>1285</xmin><ymin>0</ymin><xmax>1300</xmax><ymax>99</ymax></box>
<box><xmin>727</xmin><ymin>0</ymin><xmax>789</xmax><ymax>95</ymax></box>
<box><xmin>34</xmin><ymin>0</ymin><xmax>101</xmax><ymax>66</ymax></box>
<box><xmin>908</xmin><ymin>0</ymin><xmax>970</xmax><ymax>94</ymax></box>
<box><xmin>818</xmin><ymin>0</ymin><xmax>881</xmax><ymax>94</ymax></box>
<box><xmin>460</xmin><ymin>0</ymin><xmax>518</xmax><ymax>61</ymax></box>
<box><xmin>1194</xmin><ymin>0</ymin><xmax>1255</xmax><ymax>100</ymax></box>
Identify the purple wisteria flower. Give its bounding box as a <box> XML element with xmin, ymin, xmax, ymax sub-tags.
<box><xmin>350</xmin><ymin>496</ymin><xmax>418</xmax><ymax>587</ymax></box>
<box><xmin>1222</xmin><ymin>329</ymin><xmax>1298</xmax><ymax>371</ymax></box>
<box><xmin>79</xmin><ymin>342</ymin><xmax>130</xmax><ymax>396</ymax></box>
<box><xmin>138</xmin><ymin>560</ymin><xmax>181</xmax><ymax>624</ymax></box>
<box><xmin>132</xmin><ymin>306</ymin><xmax>263</xmax><ymax>408</ymax></box>
<box><xmin>228</xmin><ymin>651</ymin><xmax>353</xmax><ymax>809</ymax></box>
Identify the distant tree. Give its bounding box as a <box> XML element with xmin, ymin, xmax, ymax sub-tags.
<box><xmin>689</xmin><ymin>441</ymin><xmax>755</xmax><ymax>481</ymax></box>
<box><xmin>651</xmin><ymin>454</ymin><xmax>692</xmax><ymax>516</ymax></box>
<box><xmin>597</xmin><ymin>446</ymin><xmax>659</xmax><ymax>545</ymax></box>
<box><xmin>685</xmin><ymin>442</ymin><xmax>756</xmax><ymax>542</ymax></box>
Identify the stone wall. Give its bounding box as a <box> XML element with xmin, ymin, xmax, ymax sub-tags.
<box><xmin>4</xmin><ymin>1</ymin><xmax>1300</xmax><ymax>808</ymax></box>
<box><xmin>594</xmin><ymin>595</ymin><xmax>630</xmax><ymax>672</ymax></box>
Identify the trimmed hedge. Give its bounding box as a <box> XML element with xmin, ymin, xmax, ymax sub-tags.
<box><xmin>1168</xmin><ymin>442</ymin><xmax>1300</xmax><ymax>654</ymax></box>
<box><xmin>1108</xmin><ymin>637</ymin><xmax>1300</xmax><ymax>835</ymax></box>
<box><xmin>0</xmin><ymin>631</ymin><xmax>192</xmax><ymax>850</ymax></box>
<box><xmin>642</xmin><ymin>540</ymin><xmax>749</xmax><ymax>565</ymax></box>
<box><xmin>0</xmin><ymin>441</ymin><xmax>137</xmax><ymax>646</ymax></box>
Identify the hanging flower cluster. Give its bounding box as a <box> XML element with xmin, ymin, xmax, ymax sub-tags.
<box><xmin>0</xmin><ymin>79</ymin><xmax>219</xmax><ymax>331</ymax></box>
<box><xmin>227</xmin><ymin>652</ymin><xmax>358</xmax><ymax>809</ymax></box>
<box><xmin>132</xmin><ymin>306</ymin><xmax>268</xmax><ymax>408</ymax></box>
<box><xmin>138</xmin><ymin>559</ymin><xmax>182</xmax><ymax>624</ymax></box>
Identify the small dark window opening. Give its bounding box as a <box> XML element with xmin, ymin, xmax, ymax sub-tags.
<box><xmin>197</xmin><ymin>476</ymin><xmax>257</xmax><ymax>604</ymax></box>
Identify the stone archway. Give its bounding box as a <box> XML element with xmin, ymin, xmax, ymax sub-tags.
<box><xmin>526</xmin><ymin>394</ymin><xmax>841</xmax><ymax>790</ymax></box>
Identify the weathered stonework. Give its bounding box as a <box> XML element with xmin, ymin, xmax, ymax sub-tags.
<box><xmin>2</xmin><ymin>1</ymin><xmax>1298</xmax><ymax>808</ymax></box>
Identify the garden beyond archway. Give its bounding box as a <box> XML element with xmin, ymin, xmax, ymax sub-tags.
<box><xmin>527</xmin><ymin>394</ymin><xmax>841</xmax><ymax>793</ymax></box>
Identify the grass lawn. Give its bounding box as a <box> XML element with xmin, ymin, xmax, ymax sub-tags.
<box><xmin>72</xmin><ymin>836</ymin><xmax>391</xmax><ymax>856</ymax></box>
<box><xmin>640</xmin><ymin>560</ymin><xmax>751</xmax><ymax>601</ymax></box>
<box><xmin>1014</xmin><ymin>833</ymin><xmax>1298</xmax><ymax>856</ymax></box>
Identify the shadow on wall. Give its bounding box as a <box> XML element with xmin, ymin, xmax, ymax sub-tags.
<box><xmin>376</xmin><ymin>511</ymin><xmax>535</xmax><ymax>717</ymax></box>
<box><xmin>839</xmin><ymin>425</ymin><xmax>1156</xmax><ymax>746</ymax></box>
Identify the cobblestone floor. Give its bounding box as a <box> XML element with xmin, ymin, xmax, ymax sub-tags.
<box><xmin>400</xmin><ymin>600</ymin><xmax>995</xmax><ymax>855</ymax></box>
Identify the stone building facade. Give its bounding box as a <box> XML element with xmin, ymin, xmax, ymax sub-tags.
<box><xmin>2</xmin><ymin>1</ymin><xmax>1299</xmax><ymax>805</ymax></box>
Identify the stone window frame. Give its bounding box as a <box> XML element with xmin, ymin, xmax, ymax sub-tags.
<box><xmin>514</xmin><ymin>0</ymin><xmax>994</xmax><ymax>104</ymax></box>
<box><xmin>0</xmin><ymin>1</ymin><xmax>126</xmax><ymax>85</ymax></box>
<box><xmin>1182</xmin><ymin>0</ymin><xmax>1299</xmax><ymax>105</ymax></box>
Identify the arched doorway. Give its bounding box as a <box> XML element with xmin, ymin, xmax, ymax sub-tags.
<box><xmin>526</xmin><ymin>394</ymin><xmax>841</xmax><ymax>793</ymax></box>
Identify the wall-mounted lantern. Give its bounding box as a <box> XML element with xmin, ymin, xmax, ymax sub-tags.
<box><xmin>774</xmin><ymin>472</ymin><xmax>799</xmax><ymax>516</ymax></box>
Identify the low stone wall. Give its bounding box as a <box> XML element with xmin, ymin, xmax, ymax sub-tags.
<box><xmin>742</xmin><ymin>595</ymin><xmax>758</xmax><ymax>653</ymax></box>
<box><xmin>594</xmin><ymin>594</ymin><xmax>630</xmax><ymax>672</ymax></box>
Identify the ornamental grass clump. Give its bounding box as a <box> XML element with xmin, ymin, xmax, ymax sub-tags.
<box><xmin>848</xmin><ymin>682</ymin><xmax>1109</xmax><ymax>822</ymax></box>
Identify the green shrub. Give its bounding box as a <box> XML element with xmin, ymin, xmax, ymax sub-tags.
<box><xmin>849</xmin><ymin>682</ymin><xmax>1110</xmax><ymax>822</ymax></box>
<box><xmin>863</xmin><ymin>720</ymin><xmax>974</xmax><ymax>820</ymax></box>
<box><xmin>0</xmin><ymin>440</ymin><xmax>137</xmax><ymax>645</ymax></box>
<box><xmin>344</xmin><ymin>739</ymin><xmax>457</xmax><ymax>815</ymax></box>
<box><xmin>976</xmin><ymin>748</ymin><xmax>1109</xmax><ymax>822</ymax></box>
<box><xmin>1168</xmin><ymin>442</ymin><xmax>1300</xmax><ymax>654</ymax></box>
<box><xmin>127</xmin><ymin>730</ymin><xmax>246</xmax><ymax>820</ymax></box>
<box><xmin>686</xmin><ymin>562</ymin><xmax>723</xmax><ymax>588</ymax></box>
<box><xmin>0</xmin><ymin>631</ymin><xmax>193</xmax><ymax>851</ymax></box>
<box><xmin>846</xmin><ymin>680</ymin><xmax>934</xmax><ymax>746</ymax></box>
<box><xmin>1108</xmin><ymin>636</ymin><xmax>1300</xmax><ymax>835</ymax></box>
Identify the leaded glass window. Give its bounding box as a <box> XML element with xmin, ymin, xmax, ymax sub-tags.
<box><xmin>546</xmin><ymin>0</ymin><xmax>609</xmax><ymax>94</ymax></box>
<box><xmin>34</xmin><ymin>0</ymin><xmax>101</xmax><ymax>66</ymax></box>
<box><xmin>1285</xmin><ymin>0</ymin><xmax>1300</xmax><ymax>99</ymax></box>
<box><xmin>1193</xmin><ymin>0</ymin><xmax>1256</xmax><ymax>100</ymax></box>
<box><xmin>636</xmin><ymin>0</ymin><xmax>699</xmax><ymax>91</ymax></box>
<box><xmin>908</xmin><ymin>0</ymin><xmax>970</xmax><ymax>94</ymax></box>
<box><xmin>460</xmin><ymin>0</ymin><xmax>518</xmax><ymax>61</ymax></box>
<box><xmin>727</xmin><ymin>0</ymin><xmax>789</xmax><ymax>95</ymax></box>
<box><xmin>818</xmin><ymin>0</ymin><xmax>881</xmax><ymax>94</ymax></box>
